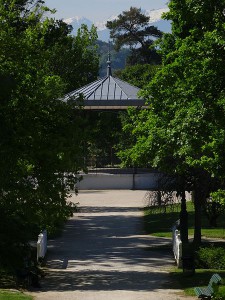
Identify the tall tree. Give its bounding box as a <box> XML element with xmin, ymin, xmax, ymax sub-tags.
<box><xmin>0</xmin><ymin>0</ymin><xmax>98</xmax><ymax>268</ymax></box>
<box><xmin>118</xmin><ymin>0</ymin><xmax>225</xmax><ymax>245</ymax></box>
<box><xmin>106</xmin><ymin>7</ymin><xmax>162</xmax><ymax>65</ymax></box>
<box><xmin>49</xmin><ymin>23</ymin><xmax>99</xmax><ymax>92</ymax></box>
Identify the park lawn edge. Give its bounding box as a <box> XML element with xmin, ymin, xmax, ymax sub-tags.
<box><xmin>0</xmin><ymin>290</ymin><xmax>33</xmax><ymax>300</ymax></box>
<box><xmin>169</xmin><ymin>268</ymin><xmax>225</xmax><ymax>297</ymax></box>
<box><xmin>144</xmin><ymin>201</ymin><xmax>225</xmax><ymax>239</ymax></box>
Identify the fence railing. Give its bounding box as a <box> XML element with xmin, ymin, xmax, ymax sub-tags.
<box><xmin>172</xmin><ymin>224</ymin><xmax>182</xmax><ymax>268</ymax></box>
<box><xmin>37</xmin><ymin>230</ymin><xmax>47</xmax><ymax>262</ymax></box>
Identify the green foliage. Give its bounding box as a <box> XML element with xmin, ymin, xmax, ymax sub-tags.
<box><xmin>211</xmin><ymin>190</ymin><xmax>225</xmax><ymax>206</ymax></box>
<box><xmin>164</xmin><ymin>0</ymin><xmax>225</xmax><ymax>39</ymax></box>
<box><xmin>170</xmin><ymin>269</ymin><xmax>225</xmax><ymax>297</ymax></box>
<box><xmin>0</xmin><ymin>0</ymin><xmax>98</xmax><ymax>269</ymax></box>
<box><xmin>196</xmin><ymin>246</ymin><xmax>225</xmax><ymax>270</ymax></box>
<box><xmin>118</xmin><ymin>0</ymin><xmax>225</xmax><ymax>244</ymax></box>
<box><xmin>83</xmin><ymin>111</ymin><xmax>123</xmax><ymax>167</ymax></box>
<box><xmin>50</xmin><ymin>23</ymin><xmax>99</xmax><ymax>93</ymax></box>
<box><xmin>114</xmin><ymin>64</ymin><xmax>161</xmax><ymax>88</ymax></box>
<box><xmin>215</xmin><ymin>286</ymin><xmax>225</xmax><ymax>300</ymax></box>
<box><xmin>144</xmin><ymin>200</ymin><xmax>225</xmax><ymax>239</ymax></box>
<box><xmin>106</xmin><ymin>7</ymin><xmax>162</xmax><ymax>65</ymax></box>
<box><xmin>203</xmin><ymin>197</ymin><xmax>225</xmax><ymax>227</ymax></box>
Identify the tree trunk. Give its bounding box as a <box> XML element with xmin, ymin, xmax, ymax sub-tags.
<box><xmin>193</xmin><ymin>189</ymin><xmax>202</xmax><ymax>246</ymax></box>
<box><xmin>180</xmin><ymin>189</ymin><xmax>188</xmax><ymax>243</ymax></box>
<box><xmin>193</xmin><ymin>173</ymin><xmax>211</xmax><ymax>246</ymax></box>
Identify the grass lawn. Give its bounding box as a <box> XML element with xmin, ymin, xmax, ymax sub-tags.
<box><xmin>170</xmin><ymin>268</ymin><xmax>225</xmax><ymax>298</ymax></box>
<box><xmin>144</xmin><ymin>200</ymin><xmax>225</xmax><ymax>298</ymax></box>
<box><xmin>0</xmin><ymin>270</ymin><xmax>33</xmax><ymax>298</ymax></box>
<box><xmin>0</xmin><ymin>291</ymin><xmax>33</xmax><ymax>300</ymax></box>
<box><xmin>144</xmin><ymin>201</ymin><xmax>225</xmax><ymax>239</ymax></box>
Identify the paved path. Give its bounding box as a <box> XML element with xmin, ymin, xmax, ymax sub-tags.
<box><xmin>29</xmin><ymin>190</ymin><xmax>194</xmax><ymax>300</ymax></box>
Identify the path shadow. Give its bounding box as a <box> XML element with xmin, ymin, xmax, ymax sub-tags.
<box><xmin>36</xmin><ymin>204</ymin><xmax>176</xmax><ymax>293</ymax></box>
<box><xmin>79</xmin><ymin>206</ymin><xmax>143</xmax><ymax>213</ymax></box>
<box><xmin>35</xmin><ymin>269</ymin><xmax>174</xmax><ymax>292</ymax></box>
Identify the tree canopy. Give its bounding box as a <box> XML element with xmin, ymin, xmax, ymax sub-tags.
<box><xmin>0</xmin><ymin>0</ymin><xmax>98</xmax><ymax>268</ymax></box>
<box><xmin>114</xmin><ymin>64</ymin><xmax>160</xmax><ymax>89</ymax></box>
<box><xmin>118</xmin><ymin>0</ymin><xmax>225</xmax><ymax>244</ymax></box>
<box><xmin>49</xmin><ymin>23</ymin><xmax>99</xmax><ymax>93</ymax></box>
<box><xmin>106</xmin><ymin>7</ymin><xmax>162</xmax><ymax>65</ymax></box>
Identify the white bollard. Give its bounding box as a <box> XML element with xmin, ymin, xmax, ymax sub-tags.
<box><xmin>37</xmin><ymin>230</ymin><xmax>47</xmax><ymax>262</ymax></box>
<box><xmin>172</xmin><ymin>225</ymin><xmax>182</xmax><ymax>268</ymax></box>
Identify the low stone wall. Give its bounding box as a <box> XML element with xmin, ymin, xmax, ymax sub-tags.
<box><xmin>76</xmin><ymin>172</ymin><xmax>161</xmax><ymax>190</ymax></box>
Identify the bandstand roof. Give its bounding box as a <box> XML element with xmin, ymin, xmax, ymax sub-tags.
<box><xmin>63</xmin><ymin>54</ymin><xmax>146</xmax><ymax>110</ymax></box>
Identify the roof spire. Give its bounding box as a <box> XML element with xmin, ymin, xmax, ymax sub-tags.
<box><xmin>107</xmin><ymin>40</ymin><xmax>112</xmax><ymax>76</ymax></box>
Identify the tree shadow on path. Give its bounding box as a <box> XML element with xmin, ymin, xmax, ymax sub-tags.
<box><xmin>34</xmin><ymin>204</ymin><xmax>178</xmax><ymax>293</ymax></box>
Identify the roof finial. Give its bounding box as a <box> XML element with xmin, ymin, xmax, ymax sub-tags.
<box><xmin>107</xmin><ymin>40</ymin><xmax>112</xmax><ymax>76</ymax></box>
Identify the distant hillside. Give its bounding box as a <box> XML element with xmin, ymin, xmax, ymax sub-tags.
<box><xmin>97</xmin><ymin>40</ymin><xmax>130</xmax><ymax>77</ymax></box>
<box><xmin>64</xmin><ymin>9</ymin><xmax>171</xmax><ymax>76</ymax></box>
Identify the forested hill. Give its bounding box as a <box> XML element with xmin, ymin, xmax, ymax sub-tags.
<box><xmin>97</xmin><ymin>40</ymin><xmax>130</xmax><ymax>77</ymax></box>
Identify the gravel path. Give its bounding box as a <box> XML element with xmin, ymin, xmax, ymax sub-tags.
<box><xmin>29</xmin><ymin>190</ymin><xmax>194</xmax><ymax>300</ymax></box>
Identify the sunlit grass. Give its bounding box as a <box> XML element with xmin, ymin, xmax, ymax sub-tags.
<box><xmin>0</xmin><ymin>291</ymin><xmax>33</xmax><ymax>300</ymax></box>
<box><xmin>170</xmin><ymin>268</ymin><xmax>225</xmax><ymax>298</ymax></box>
<box><xmin>144</xmin><ymin>201</ymin><xmax>225</xmax><ymax>239</ymax></box>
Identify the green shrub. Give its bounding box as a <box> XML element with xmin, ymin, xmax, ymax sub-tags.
<box><xmin>215</xmin><ymin>286</ymin><xmax>225</xmax><ymax>300</ymax></box>
<box><xmin>196</xmin><ymin>246</ymin><xmax>225</xmax><ymax>269</ymax></box>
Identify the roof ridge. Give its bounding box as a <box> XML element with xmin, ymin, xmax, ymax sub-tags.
<box><xmin>86</xmin><ymin>76</ymin><xmax>109</xmax><ymax>99</ymax></box>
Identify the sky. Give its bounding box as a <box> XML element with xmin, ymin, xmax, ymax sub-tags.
<box><xmin>45</xmin><ymin>0</ymin><xmax>168</xmax><ymax>22</ymax></box>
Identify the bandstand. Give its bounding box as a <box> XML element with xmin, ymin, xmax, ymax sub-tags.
<box><xmin>63</xmin><ymin>53</ymin><xmax>146</xmax><ymax>110</ymax></box>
